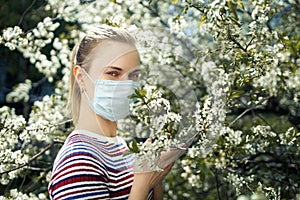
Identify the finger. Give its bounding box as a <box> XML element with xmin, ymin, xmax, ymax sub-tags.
<box><xmin>162</xmin><ymin>162</ymin><xmax>173</xmax><ymax>172</ymax></box>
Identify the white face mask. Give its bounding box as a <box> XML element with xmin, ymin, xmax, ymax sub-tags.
<box><xmin>82</xmin><ymin>69</ymin><xmax>140</xmax><ymax>121</ymax></box>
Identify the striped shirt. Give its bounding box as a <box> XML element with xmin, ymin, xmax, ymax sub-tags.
<box><xmin>48</xmin><ymin>130</ymin><xmax>153</xmax><ymax>199</ymax></box>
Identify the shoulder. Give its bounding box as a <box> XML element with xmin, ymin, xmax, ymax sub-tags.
<box><xmin>52</xmin><ymin>132</ymin><xmax>107</xmax><ymax>173</ymax></box>
<box><xmin>48</xmin><ymin>132</ymin><xmax>110</xmax><ymax>199</ymax></box>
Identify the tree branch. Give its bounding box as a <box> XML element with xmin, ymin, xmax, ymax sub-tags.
<box><xmin>0</xmin><ymin>140</ymin><xmax>58</xmax><ymax>175</ymax></box>
<box><xmin>228</xmin><ymin>107</ymin><xmax>254</xmax><ymax>127</ymax></box>
<box><xmin>18</xmin><ymin>0</ymin><xmax>38</xmax><ymax>26</ymax></box>
<box><xmin>245</xmin><ymin>36</ymin><xmax>256</xmax><ymax>51</ymax></box>
<box><xmin>229</xmin><ymin>96</ymin><xmax>271</xmax><ymax>127</ymax></box>
<box><xmin>214</xmin><ymin>169</ymin><xmax>222</xmax><ymax>200</ymax></box>
<box><xmin>228</xmin><ymin>34</ymin><xmax>248</xmax><ymax>53</ymax></box>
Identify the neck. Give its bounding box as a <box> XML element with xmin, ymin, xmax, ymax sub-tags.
<box><xmin>76</xmin><ymin>98</ymin><xmax>117</xmax><ymax>137</ymax></box>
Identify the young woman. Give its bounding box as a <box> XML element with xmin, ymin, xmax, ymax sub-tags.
<box><xmin>48</xmin><ymin>25</ymin><xmax>172</xmax><ymax>200</ymax></box>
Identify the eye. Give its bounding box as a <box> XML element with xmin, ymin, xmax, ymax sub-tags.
<box><xmin>129</xmin><ymin>71</ymin><xmax>141</xmax><ymax>80</ymax></box>
<box><xmin>107</xmin><ymin>71</ymin><xmax>119</xmax><ymax>77</ymax></box>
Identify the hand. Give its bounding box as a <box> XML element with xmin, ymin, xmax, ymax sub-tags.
<box><xmin>128</xmin><ymin>139</ymin><xmax>186</xmax><ymax>199</ymax></box>
<box><xmin>128</xmin><ymin>163</ymin><xmax>173</xmax><ymax>200</ymax></box>
<box><xmin>156</xmin><ymin>146</ymin><xmax>186</xmax><ymax>169</ymax></box>
<box><xmin>134</xmin><ymin>139</ymin><xmax>186</xmax><ymax>173</ymax></box>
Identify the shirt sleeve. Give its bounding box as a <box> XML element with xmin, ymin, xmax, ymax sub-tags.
<box><xmin>48</xmin><ymin>144</ymin><xmax>110</xmax><ymax>200</ymax></box>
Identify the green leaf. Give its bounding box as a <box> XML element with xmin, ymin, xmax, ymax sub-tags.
<box><xmin>198</xmin><ymin>14</ymin><xmax>207</xmax><ymax>26</ymax></box>
<box><xmin>231</xmin><ymin>90</ymin><xmax>244</xmax><ymax>98</ymax></box>
<box><xmin>138</xmin><ymin>89</ymin><xmax>147</xmax><ymax>97</ymax></box>
<box><xmin>0</xmin><ymin>123</ymin><xmax>4</xmax><ymax>129</ymax></box>
<box><xmin>237</xmin><ymin>1</ymin><xmax>244</xmax><ymax>10</ymax></box>
<box><xmin>129</xmin><ymin>93</ymin><xmax>139</xmax><ymax>99</ymax></box>
<box><xmin>130</xmin><ymin>139</ymin><xmax>140</xmax><ymax>153</ymax></box>
<box><xmin>296</xmin><ymin>40</ymin><xmax>300</xmax><ymax>51</ymax></box>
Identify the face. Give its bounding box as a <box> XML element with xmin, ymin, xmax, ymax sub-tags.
<box><xmin>81</xmin><ymin>40</ymin><xmax>140</xmax><ymax>97</ymax></box>
<box><xmin>87</xmin><ymin>41</ymin><xmax>140</xmax><ymax>81</ymax></box>
<box><xmin>99</xmin><ymin>51</ymin><xmax>141</xmax><ymax>81</ymax></box>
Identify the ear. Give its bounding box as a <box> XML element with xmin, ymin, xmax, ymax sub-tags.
<box><xmin>74</xmin><ymin>65</ymin><xmax>86</xmax><ymax>92</ymax></box>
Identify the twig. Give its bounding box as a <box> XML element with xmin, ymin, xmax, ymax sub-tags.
<box><xmin>245</xmin><ymin>36</ymin><xmax>256</xmax><ymax>51</ymax></box>
<box><xmin>228</xmin><ymin>107</ymin><xmax>254</xmax><ymax>127</ymax></box>
<box><xmin>214</xmin><ymin>169</ymin><xmax>222</xmax><ymax>200</ymax></box>
<box><xmin>229</xmin><ymin>96</ymin><xmax>271</xmax><ymax>127</ymax></box>
<box><xmin>24</xmin><ymin>166</ymin><xmax>53</xmax><ymax>171</ymax></box>
<box><xmin>228</xmin><ymin>34</ymin><xmax>248</xmax><ymax>53</ymax></box>
<box><xmin>18</xmin><ymin>0</ymin><xmax>37</xmax><ymax>26</ymax></box>
<box><xmin>24</xmin><ymin>119</ymin><xmax>73</xmax><ymax>132</ymax></box>
<box><xmin>0</xmin><ymin>140</ymin><xmax>57</xmax><ymax>175</ymax></box>
<box><xmin>186</xmin><ymin>0</ymin><xmax>205</xmax><ymax>13</ymax></box>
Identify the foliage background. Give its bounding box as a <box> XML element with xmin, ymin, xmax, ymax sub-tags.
<box><xmin>0</xmin><ymin>0</ymin><xmax>299</xmax><ymax>199</ymax></box>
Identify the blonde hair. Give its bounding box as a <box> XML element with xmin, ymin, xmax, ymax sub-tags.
<box><xmin>69</xmin><ymin>25</ymin><xmax>136</xmax><ymax>124</ymax></box>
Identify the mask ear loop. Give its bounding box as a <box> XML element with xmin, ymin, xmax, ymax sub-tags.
<box><xmin>81</xmin><ymin>67</ymin><xmax>94</xmax><ymax>83</ymax></box>
<box><xmin>82</xmin><ymin>88</ymin><xmax>90</xmax><ymax>101</ymax></box>
<box><xmin>77</xmin><ymin>67</ymin><xmax>94</xmax><ymax>101</ymax></box>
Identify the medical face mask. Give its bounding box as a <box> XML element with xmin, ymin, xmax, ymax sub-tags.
<box><xmin>82</xmin><ymin>69</ymin><xmax>140</xmax><ymax>121</ymax></box>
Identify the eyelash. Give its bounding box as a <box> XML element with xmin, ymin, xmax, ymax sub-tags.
<box><xmin>129</xmin><ymin>73</ymin><xmax>140</xmax><ymax>79</ymax></box>
<box><xmin>107</xmin><ymin>71</ymin><xmax>119</xmax><ymax>77</ymax></box>
<box><xmin>106</xmin><ymin>71</ymin><xmax>140</xmax><ymax>80</ymax></box>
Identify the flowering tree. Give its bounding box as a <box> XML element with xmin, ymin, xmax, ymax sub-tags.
<box><xmin>0</xmin><ymin>0</ymin><xmax>299</xmax><ymax>199</ymax></box>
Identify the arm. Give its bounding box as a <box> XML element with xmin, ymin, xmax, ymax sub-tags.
<box><xmin>153</xmin><ymin>182</ymin><xmax>163</xmax><ymax>200</ymax></box>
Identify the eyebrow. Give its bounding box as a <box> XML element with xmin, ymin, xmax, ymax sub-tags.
<box><xmin>130</xmin><ymin>69</ymin><xmax>141</xmax><ymax>73</ymax></box>
<box><xmin>107</xmin><ymin>66</ymin><xmax>141</xmax><ymax>73</ymax></box>
<box><xmin>106</xmin><ymin>66</ymin><xmax>123</xmax><ymax>71</ymax></box>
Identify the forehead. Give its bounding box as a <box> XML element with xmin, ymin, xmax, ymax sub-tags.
<box><xmin>88</xmin><ymin>40</ymin><xmax>138</xmax><ymax>67</ymax></box>
<box><xmin>88</xmin><ymin>40</ymin><xmax>140</xmax><ymax>76</ymax></box>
